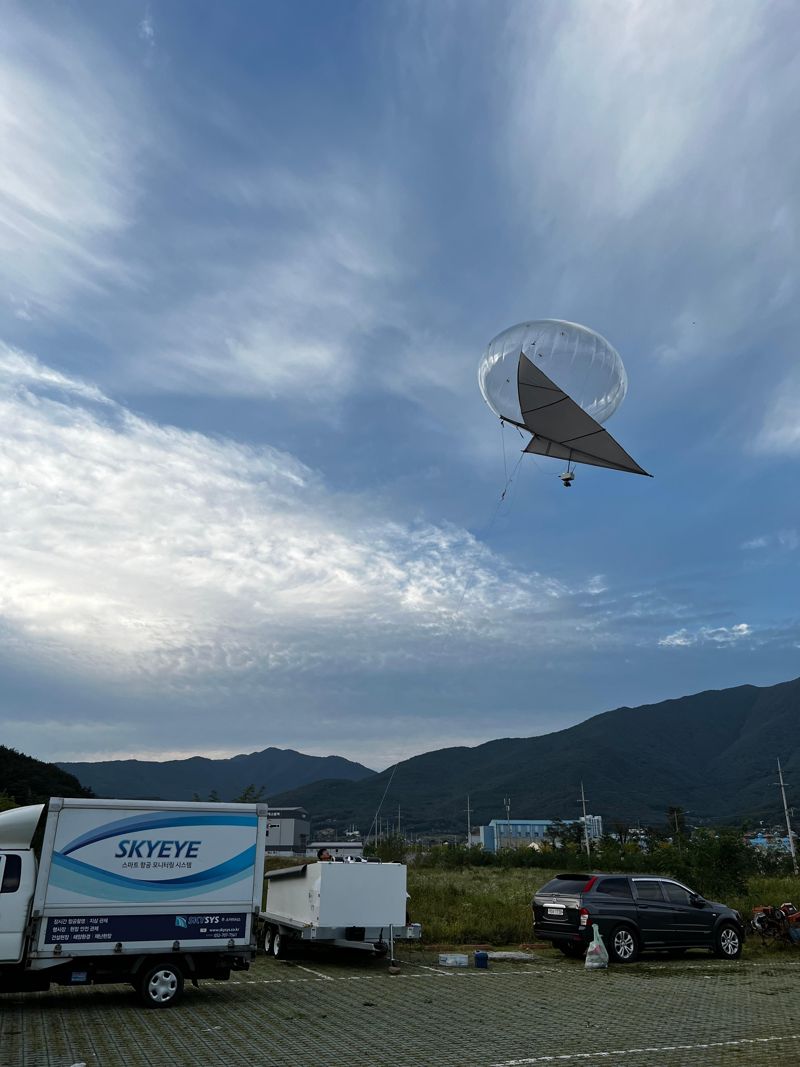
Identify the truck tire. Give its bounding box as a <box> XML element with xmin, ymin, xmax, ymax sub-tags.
<box><xmin>139</xmin><ymin>961</ymin><xmax>185</xmax><ymax>1008</ymax></box>
<box><xmin>264</xmin><ymin>925</ymin><xmax>276</xmax><ymax>955</ymax></box>
<box><xmin>272</xmin><ymin>930</ymin><xmax>287</xmax><ymax>959</ymax></box>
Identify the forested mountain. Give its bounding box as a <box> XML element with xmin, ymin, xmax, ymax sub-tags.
<box><xmin>0</xmin><ymin>746</ymin><xmax>92</xmax><ymax>805</ymax></box>
<box><xmin>269</xmin><ymin>677</ymin><xmax>800</xmax><ymax>834</ymax></box>
<box><xmin>59</xmin><ymin>747</ymin><xmax>375</xmax><ymax>802</ymax></box>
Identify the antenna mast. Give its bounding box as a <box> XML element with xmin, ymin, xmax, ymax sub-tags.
<box><xmin>777</xmin><ymin>758</ymin><xmax>799</xmax><ymax>876</ymax></box>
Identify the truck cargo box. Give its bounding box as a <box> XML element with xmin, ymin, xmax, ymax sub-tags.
<box><xmin>31</xmin><ymin>798</ymin><xmax>268</xmax><ymax>957</ymax></box>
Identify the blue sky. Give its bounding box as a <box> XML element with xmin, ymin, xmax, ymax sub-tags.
<box><xmin>1</xmin><ymin>0</ymin><xmax>798</xmax><ymax>769</ymax></box>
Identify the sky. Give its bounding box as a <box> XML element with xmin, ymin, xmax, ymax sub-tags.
<box><xmin>1</xmin><ymin>0</ymin><xmax>798</xmax><ymax>771</ymax></box>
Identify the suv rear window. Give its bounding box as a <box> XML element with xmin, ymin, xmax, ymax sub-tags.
<box><xmin>595</xmin><ymin>877</ymin><xmax>633</xmax><ymax>898</ymax></box>
<box><xmin>538</xmin><ymin>875</ymin><xmax>592</xmax><ymax>895</ymax></box>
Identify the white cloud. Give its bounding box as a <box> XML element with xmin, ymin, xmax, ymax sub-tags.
<box><xmin>141</xmin><ymin>168</ymin><xmax>410</xmax><ymax>404</ymax></box>
<box><xmin>740</xmin><ymin>530</ymin><xmax>799</xmax><ymax>551</ymax></box>
<box><xmin>0</xmin><ymin>8</ymin><xmax>144</xmax><ymax>315</ymax></box>
<box><xmin>659</xmin><ymin>623</ymin><xmax>752</xmax><ymax>648</ymax></box>
<box><xmin>139</xmin><ymin>10</ymin><xmax>155</xmax><ymax>46</ymax></box>
<box><xmin>500</xmin><ymin>0</ymin><xmax>799</xmax><ymax>376</ymax></box>
<box><xmin>742</xmin><ymin>537</ymin><xmax>769</xmax><ymax>550</ymax></box>
<box><xmin>0</xmin><ymin>344</ymin><xmax>613</xmax><ymax>687</ymax></box>
<box><xmin>755</xmin><ymin>371</ymin><xmax>800</xmax><ymax>455</ymax></box>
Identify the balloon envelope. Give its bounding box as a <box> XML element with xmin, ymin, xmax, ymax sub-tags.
<box><xmin>478</xmin><ymin>320</ymin><xmax>627</xmax><ymax>427</ymax></box>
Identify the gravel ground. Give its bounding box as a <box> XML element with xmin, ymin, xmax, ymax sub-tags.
<box><xmin>3</xmin><ymin>948</ymin><xmax>800</xmax><ymax>1067</ymax></box>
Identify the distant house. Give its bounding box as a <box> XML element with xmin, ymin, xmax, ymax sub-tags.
<box><xmin>745</xmin><ymin>828</ymin><xmax>797</xmax><ymax>853</ymax></box>
<box><xmin>478</xmin><ymin>815</ymin><xmax>603</xmax><ymax>852</ymax></box>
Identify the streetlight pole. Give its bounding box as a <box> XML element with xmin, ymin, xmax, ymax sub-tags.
<box><xmin>777</xmin><ymin>759</ymin><xmax>799</xmax><ymax>876</ymax></box>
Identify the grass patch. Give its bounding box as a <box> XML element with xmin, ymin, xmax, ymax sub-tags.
<box><xmin>408</xmin><ymin>867</ymin><xmax>561</xmax><ymax>945</ymax></box>
<box><xmin>409</xmin><ymin>866</ymin><xmax>800</xmax><ymax>951</ymax></box>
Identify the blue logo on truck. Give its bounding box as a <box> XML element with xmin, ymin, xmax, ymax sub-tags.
<box><xmin>113</xmin><ymin>840</ymin><xmax>201</xmax><ymax>859</ymax></box>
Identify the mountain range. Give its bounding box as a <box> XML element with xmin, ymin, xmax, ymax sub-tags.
<box><xmin>268</xmin><ymin>677</ymin><xmax>800</xmax><ymax>833</ymax></box>
<box><xmin>58</xmin><ymin>748</ymin><xmax>374</xmax><ymax>802</ymax></box>
<box><xmin>45</xmin><ymin>676</ymin><xmax>800</xmax><ymax>834</ymax></box>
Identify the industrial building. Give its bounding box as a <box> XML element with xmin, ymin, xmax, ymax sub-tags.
<box><xmin>265</xmin><ymin>806</ymin><xmax>310</xmax><ymax>856</ymax></box>
<box><xmin>478</xmin><ymin>815</ymin><xmax>603</xmax><ymax>852</ymax></box>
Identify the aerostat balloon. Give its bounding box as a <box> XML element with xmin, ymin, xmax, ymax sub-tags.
<box><xmin>478</xmin><ymin>319</ymin><xmax>650</xmax><ymax>483</ymax></box>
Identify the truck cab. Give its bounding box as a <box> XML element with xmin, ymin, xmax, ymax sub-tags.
<box><xmin>0</xmin><ymin>805</ymin><xmax>43</xmax><ymax>965</ymax></box>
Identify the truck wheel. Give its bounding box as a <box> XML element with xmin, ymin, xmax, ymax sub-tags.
<box><xmin>272</xmin><ymin>930</ymin><xmax>289</xmax><ymax>959</ymax></box>
<box><xmin>265</xmin><ymin>925</ymin><xmax>276</xmax><ymax>955</ymax></box>
<box><xmin>139</xmin><ymin>961</ymin><xmax>185</xmax><ymax>1008</ymax></box>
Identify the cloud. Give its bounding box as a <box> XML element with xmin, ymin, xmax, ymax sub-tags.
<box><xmin>139</xmin><ymin>10</ymin><xmax>155</xmax><ymax>46</ymax></box>
<box><xmin>741</xmin><ymin>537</ymin><xmax>769</xmax><ymax>550</ymax></box>
<box><xmin>0</xmin><ymin>8</ymin><xmax>145</xmax><ymax>318</ymax></box>
<box><xmin>133</xmin><ymin>167</ymin><xmax>413</xmax><ymax>405</ymax></box>
<box><xmin>495</xmin><ymin>0</ymin><xmax>800</xmax><ymax>403</ymax></box>
<box><xmin>659</xmin><ymin>623</ymin><xmax>752</xmax><ymax>648</ymax></box>
<box><xmin>740</xmin><ymin>530</ymin><xmax>798</xmax><ymax>551</ymax></box>
<box><xmin>754</xmin><ymin>371</ymin><xmax>800</xmax><ymax>456</ymax></box>
<box><xmin>0</xmin><ymin>343</ymin><xmax>623</xmax><ymax>691</ymax></box>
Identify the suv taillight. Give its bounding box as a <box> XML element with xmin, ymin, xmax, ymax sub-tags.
<box><xmin>579</xmin><ymin>907</ymin><xmax>590</xmax><ymax>928</ymax></box>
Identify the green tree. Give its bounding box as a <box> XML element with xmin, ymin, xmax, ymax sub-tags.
<box><xmin>0</xmin><ymin>791</ymin><xmax>17</xmax><ymax>812</ymax></box>
<box><xmin>233</xmin><ymin>784</ymin><xmax>266</xmax><ymax>803</ymax></box>
<box><xmin>364</xmin><ymin>834</ymin><xmax>407</xmax><ymax>863</ymax></box>
<box><xmin>546</xmin><ymin>818</ymin><xmax>568</xmax><ymax>847</ymax></box>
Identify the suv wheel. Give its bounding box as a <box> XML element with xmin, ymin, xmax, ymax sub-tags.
<box><xmin>714</xmin><ymin>922</ymin><xmax>742</xmax><ymax>960</ymax></box>
<box><xmin>608</xmin><ymin>925</ymin><xmax>640</xmax><ymax>963</ymax></box>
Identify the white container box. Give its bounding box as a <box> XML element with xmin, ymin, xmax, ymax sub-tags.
<box><xmin>266</xmin><ymin>861</ymin><xmax>407</xmax><ymax>929</ymax></box>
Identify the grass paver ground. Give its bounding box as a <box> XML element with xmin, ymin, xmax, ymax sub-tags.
<box><xmin>3</xmin><ymin>947</ymin><xmax>800</xmax><ymax>1067</ymax></box>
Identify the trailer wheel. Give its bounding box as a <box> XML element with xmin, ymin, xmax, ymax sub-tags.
<box><xmin>272</xmin><ymin>929</ymin><xmax>289</xmax><ymax>959</ymax></box>
<box><xmin>139</xmin><ymin>961</ymin><xmax>185</xmax><ymax>1008</ymax></box>
<box><xmin>265</xmin><ymin>925</ymin><xmax>276</xmax><ymax>955</ymax></box>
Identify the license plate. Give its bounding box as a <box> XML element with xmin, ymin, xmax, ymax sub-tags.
<box><xmin>546</xmin><ymin>906</ymin><xmax>564</xmax><ymax>917</ymax></box>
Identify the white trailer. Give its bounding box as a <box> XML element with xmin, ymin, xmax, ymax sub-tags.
<box><xmin>260</xmin><ymin>860</ymin><xmax>421</xmax><ymax>959</ymax></box>
<box><xmin>0</xmin><ymin>798</ymin><xmax>268</xmax><ymax>1007</ymax></box>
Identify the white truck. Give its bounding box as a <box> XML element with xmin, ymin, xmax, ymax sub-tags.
<box><xmin>261</xmin><ymin>859</ymin><xmax>421</xmax><ymax>960</ymax></box>
<box><xmin>0</xmin><ymin>797</ymin><xmax>268</xmax><ymax>1007</ymax></box>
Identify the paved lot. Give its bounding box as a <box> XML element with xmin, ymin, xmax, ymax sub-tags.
<box><xmin>3</xmin><ymin>948</ymin><xmax>800</xmax><ymax>1067</ymax></box>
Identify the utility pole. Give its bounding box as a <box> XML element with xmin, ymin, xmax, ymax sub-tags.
<box><xmin>397</xmin><ymin>802</ymin><xmax>401</xmax><ymax>840</ymax></box>
<box><xmin>579</xmin><ymin>781</ymin><xmax>592</xmax><ymax>864</ymax></box>
<box><xmin>504</xmin><ymin>796</ymin><xmax>511</xmax><ymax>850</ymax></box>
<box><xmin>777</xmin><ymin>758</ymin><xmax>799</xmax><ymax>875</ymax></box>
<box><xmin>466</xmin><ymin>793</ymin><xmax>471</xmax><ymax>848</ymax></box>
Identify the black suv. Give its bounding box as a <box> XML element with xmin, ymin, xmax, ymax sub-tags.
<box><xmin>533</xmin><ymin>873</ymin><xmax>744</xmax><ymax>963</ymax></box>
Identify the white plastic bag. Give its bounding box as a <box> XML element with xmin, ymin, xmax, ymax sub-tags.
<box><xmin>584</xmin><ymin>923</ymin><xmax>609</xmax><ymax>970</ymax></box>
